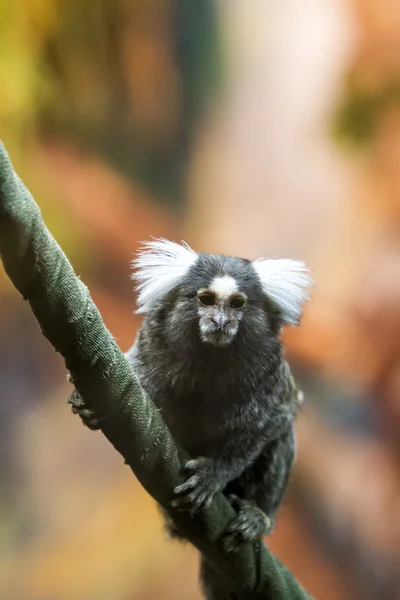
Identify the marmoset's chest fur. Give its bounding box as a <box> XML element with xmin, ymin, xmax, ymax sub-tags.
<box><xmin>126</xmin><ymin>319</ymin><xmax>299</xmax><ymax>459</ymax></box>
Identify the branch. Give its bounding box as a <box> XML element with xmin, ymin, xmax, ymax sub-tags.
<box><xmin>0</xmin><ymin>142</ymin><xmax>313</xmax><ymax>600</ymax></box>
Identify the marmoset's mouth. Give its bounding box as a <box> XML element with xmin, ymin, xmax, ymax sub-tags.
<box><xmin>201</xmin><ymin>329</ymin><xmax>234</xmax><ymax>347</ymax></box>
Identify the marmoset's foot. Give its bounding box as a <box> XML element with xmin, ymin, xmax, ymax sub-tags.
<box><xmin>67</xmin><ymin>386</ymin><xmax>102</xmax><ymax>430</ymax></box>
<box><xmin>222</xmin><ymin>495</ymin><xmax>273</xmax><ymax>553</ymax></box>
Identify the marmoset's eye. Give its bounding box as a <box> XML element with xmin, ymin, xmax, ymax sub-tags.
<box><xmin>198</xmin><ymin>292</ymin><xmax>216</xmax><ymax>306</ymax></box>
<box><xmin>230</xmin><ymin>296</ymin><xmax>246</xmax><ymax>309</ymax></box>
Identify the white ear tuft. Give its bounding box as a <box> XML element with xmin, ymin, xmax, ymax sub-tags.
<box><xmin>131</xmin><ymin>238</ymin><xmax>198</xmax><ymax>314</ymax></box>
<box><xmin>252</xmin><ymin>258</ymin><xmax>313</xmax><ymax>325</ymax></box>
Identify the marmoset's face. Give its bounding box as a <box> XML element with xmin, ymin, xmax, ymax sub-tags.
<box><xmin>133</xmin><ymin>239</ymin><xmax>313</xmax><ymax>350</ymax></box>
<box><xmin>195</xmin><ymin>275</ymin><xmax>246</xmax><ymax>347</ymax></box>
<box><xmin>173</xmin><ymin>255</ymin><xmax>275</xmax><ymax>350</ymax></box>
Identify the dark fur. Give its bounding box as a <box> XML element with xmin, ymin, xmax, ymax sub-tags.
<box><xmin>69</xmin><ymin>253</ymin><xmax>304</xmax><ymax>600</ymax></box>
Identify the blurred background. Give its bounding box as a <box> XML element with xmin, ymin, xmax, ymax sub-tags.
<box><xmin>1</xmin><ymin>0</ymin><xmax>400</xmax><ymax>598</ymax></box>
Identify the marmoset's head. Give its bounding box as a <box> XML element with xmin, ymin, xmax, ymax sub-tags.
<box><xmin>132</xmin><ymin>239</ymin><xmax>313</xmax><ymax>348</ymax></box>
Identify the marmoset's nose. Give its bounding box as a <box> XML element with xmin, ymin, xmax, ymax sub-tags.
<box><xmin>211</xmin><ymin>314</ymin><xmax>231</xmax><ymax>329</ymax></box>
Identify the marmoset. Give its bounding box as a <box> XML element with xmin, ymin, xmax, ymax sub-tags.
<box><xmin>69</xmin><ymin>239</ymin><xmax>313</xmax><ymax>600</ymax></box>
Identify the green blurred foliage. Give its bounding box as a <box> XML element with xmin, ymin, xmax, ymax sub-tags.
<box><xmin>0</xmin><ymin>0</ymin><xmax>222</xmax><ymax>211</ymax></box>
<box><xmin>333</xmin><ymin>73</ymin><xmax>400</xmax><ymax>147</ymax></box>
<box><xmin>0</xmin><ymin>0</ymin><xmax>51</xmax><ymax>124</ymax></box>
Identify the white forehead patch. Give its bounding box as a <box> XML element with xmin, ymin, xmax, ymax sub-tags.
<box><xmin>132</xmin><ymin>238</ymin><xmax>198</xmax><ymax>313</ymax></box>
<box><xmin>209</xmin><ymin>275</ymin><xmax>238</xmax><ymax>299</ymax></box>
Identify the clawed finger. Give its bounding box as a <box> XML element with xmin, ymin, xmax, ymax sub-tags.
<box><xmin>184</xmin><ymin>459</ymin><xmax>200</xmax><ymax>471</ymax></box>
<box><xmin>174</xmin><ymin>475</ymin><xmax>200</xmax><ymax>495</ymax></box>
<box><xmin>171</xmin><ymin>492</ymin><xmax>207</xmax><ymax>514</ymax></box>
<box><xmin>222</xmin><ymin>532</ymin><xmax>242</xmax><ymax>553</ymax></box>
